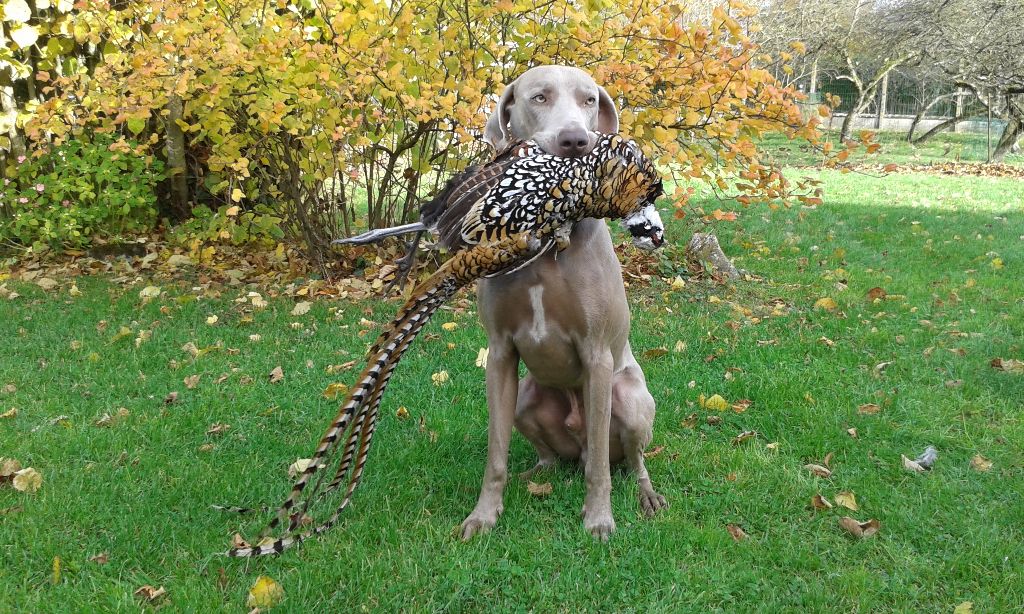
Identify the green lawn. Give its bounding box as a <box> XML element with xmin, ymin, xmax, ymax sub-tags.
<box><xmin>1</xmin><ymin>165</ymin><xmax>1022</xmax><ymax>611</ymax></box>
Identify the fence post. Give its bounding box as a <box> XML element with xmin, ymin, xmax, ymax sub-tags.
<box><xmin>875</xmin><ymin>73</ymin><xmax>889</xmax><ymax>130</ymax></box>
<box><xmin>954</xmin><ymin>88</ymin><xmax>964</xmax><ymax>134</ymax></box>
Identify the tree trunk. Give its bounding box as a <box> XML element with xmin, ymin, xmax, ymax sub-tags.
<box><xmin>907</xmin><ymin>92</ymin><xmax>959</xmax><ymax>142</ymax></box>
<box><xmin>686</xmin><ymin>232</ymin><xmax>741</xmax><ymax>279</ymax></box>
<box><xmin>164</xmin><ymin>95</ymin><xmax>190</xmax><ymax>219</ymax></box>
<box><xmin>992</xmin><ymin>116</ymin><xmax>1023</xmax><ymax>162</ymax></box>
<box><xmin>912</xmin><ymin>114</ymin><xmax>970</xmax><ymax>144</ymax></box>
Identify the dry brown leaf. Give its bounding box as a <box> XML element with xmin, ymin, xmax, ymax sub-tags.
<box><xmin>834</xmin><ymin>491</ymin><xmax>858</xmax><ymax>511</ymax></box>
<box><xmin>732</xmin><ymin>430</ymin><xmax>757</xmax><ymax>446</ymax></box>
<box><xmin>0</xmin><ymin>408</ymin><xmax>16</xmax><ymax>419</ymax></box>
<box><xmin>726</xmin><ymin>524</ymin><xmax>748</xmax><ymax>541</ymax></box>
<box><xmin>1</xmin><ymin>458</ymin><xmax>22</xmax><ymax>481</ymax></box>
<box><xmin>990</xmin><ymin>358</ymin><xmax>1024</xmax><ymax>374</ymax></box>
<box><xmin>526</xmin><ymin>481</ymin><xmax>553</xmax><ymax>497</ymax></box>
<box><xmin>823</xmin><ymin>452</ymin><xmax>835</xmax><ymax>468</ymax></box>
<box><xmin>858</xmin><ymin>403</ymin><xmax>881</xmax><ymax>415</ymax></box>
<box><xmin>839</xmin><ymin>516</ymin><xmax>880</xmax><ymax>539</ymax></box>
<box><xmin>269</xmin><ymin>366</ymin><xmax>284</xmax><ymax>383</ymax></box>
<box><xmin>811</xmin><ymin>494</ymin><xmax>833</xmax><ymax>510</ymax></box>
<box><xmin>36</xmin><ymin>278</ymin><xmax>58</xmax><ymax>291</ymax></box>
<box><xmin>184</xmin><ymin>374</ymin><xmax>201</xmax><ymax>389</ymax></box>
<box><xmin>642</xmin><ymin>347</ymin><xmax>669</xmax><ymax>359</ymax></box>
<box><xmin>232</xmin><ymin>533</ymin><xmax>251</xmax><ymax>549</ymax></box>
<box><xmin>846</xmin><ymin>427</ymin><xmax>858</xmax><ymax>438</ymax></box>
<box><xmin>969</xmin><ymin>455</ymin><xmax>992</xmax><ymax>472</ymax></box>
<box><xmin>207</xmin><ymin>423</ymin><xmax>231</xmax><ymax>436</ymax></box>
<box><xmin>681</xmin><ymin>413</ymin><xmax>698</xmax><ymax>428</ymax></box>
<box><xmin>865</xmin><ymin>287</ymin><xmax>887</xmax><ymax>301</ymax></box>
<box><xmin>13</xmin><ymin>467</ymin><xmax>42</xmax><ymax>492</ymax></box>
<box><xmin>88</xmin><ymin>552</ymin><xmax>109</xmax><ymax>564</ymax></box>
<box><xmin>643</xmin><ymin>445</ymin><xmax>665</xmax><ymax>459</ymax></box>
<box><xmin>134</xmin><ymin>585</ymin><xmax>167</xmax><ymax>604</ymax></box>
<box><xmin>706</xmin><ymin>415</ymin><xmax>723</xmax><ymax>426</ymax></box>
<box><xmin>805</xmin><ymin>464</ymin><xmax>832</xmax><ymax>478</ymax></box>
<box><xmin>164</xmin><ymin>391</ymin><xmax>179</xmax><ymax>405</ymax></box>
<box><xmin>731</xmin><ymin>399</ymin><xmax>752</xmax><ymax>413</ymax></box>
<box><xmin>198</xmin><ymin>443</ymin><xmax>215</xmax><ymax>453</ymax></box>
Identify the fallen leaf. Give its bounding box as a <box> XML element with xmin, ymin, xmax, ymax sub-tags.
<box><xmin>249</xmin><ymin>334</ymin><xmax>262</xmax><ymax>342</ymax></box>
<box><xmin>731</xmin><ymin>399</ymin><xmax>752</xmax><ymax>413</ymax></box>
<box><xmin>269</xmin><ymin>366</ymin><xmax>284</xmax><ymax>383</ymax></box>
<box><xmin>874</xmin><ymin>361</ymin><xmax>894</xmax><ymax>375</ymax></box>
<box><xmin>969</xmin><ymin>455</ymin><xmax>992</xmax><ymax>472</ymax></box>
<box><xmin>858</xmin><ymin>403</ymin><xmax>881</xmax><ymax>415</ymax></box>
<box><xmin>52</xmin><ymin>556</ymin><xmax>61</xmax><ymax>585</ymax></box>
<box><xmin>954</xmin><ymin>602</ymin><xmax>974</xmax><ymax>614</ymax></box>
<box><xmin>475</xmin><ymin>347</ymin><xmax>488</xmax><ymax>369</ymax></box>
<box><xmin>732</xmin><ymin>431</ymin><xmax>756</xmax><ymax>445</ymax></box>
<box><xmin>134</xmin><ymin>585</ymin><xmax>167</xmax><ymax>604</ymax></box>
<box><xmin>765</xmin><ymin>442</ymin><xmax>779</xmax><ymax>451</ymax></box>
<box><xmin>700</xmin><ymin>394</ymin><xmax>729</xmax><ymax>411</ymax></box>
<box><xmin>813</xmin><ymin>297</ymin><xmax>838</xmax><ymax>311</ymax></box>
<box><xmin>706</xmin><ymin>415</ymin><xmax>723</xmax><ymax>426</ymax></box>
<box><xmin>207</xmin><ymin>423</ymin><xmax>231</xmax><ymax>436</ymax></box>
<box><xmin>198</xmin><ymin>443</ymin><xmax>215</xmax><ymax>452</ymax></box>
<box><xmin>441</xmin><ymin>322</ymin><xmax>458</xmax><ymax>331</ymax></box>
<box><xmin>431</xmin><ymin>370</ymin><xmax>449</xmax><ymax>386</ymax></box>
<box><xmin>13</xmin><ymin>467</ymin><xmax>42</xmax><ymax>492</ymax></box>
<box><xmin>990</xmin><ymin>358</ymin><xmax>1024</xmax><ymax>374</ymax></box>
<box><xmin>526</xmin><ymin>481</ymin><xmax>553</xmax><ymax>497</ymax></box>
<box><xmin>839</xmin><ymin>516</ymin><xmax>880</xmax><ymax>539</ymax></box>
<box><xmin>0</xmin><ymin>408</ymin><xmax>16</xmax><ymax>419</ymax></box>
<box><xmin>643</xmin><ymin>445</ymin><xmax>665</xmax><ymax>458</ymax></box>
<box><xmin>674</xmin><ymin>340</ymin><xmax>687</xmax><ymax>353</ymax></box>
<box><xmin>1</xmin><ymin>458</ymin><xmax>23</xmax><ymax>481</ymax></box>
<box><xmin>164</xmin><ymin>391</ymin><xmax>179</xmax><ymax>405</ymax></box>
<box><xmin>288</xmin><ymin>458</ymin><xmax>313</xmax><ymax>479</ymax></box>
<box><xmin>811</xmin><ymin>494</ymin><xmax>832</xmax><ymax>510</ymax></box>
<box><xmin>726</xmin><ymin>524</ymin><xmax>748</xmax><ymax>541</ymax></box>
<box><xmin>823</xmin><ymin>452</ymin><xmax>834</xmax><ymax>468</ymax></box>
<box><xmin>206</xmin><ymin>315</ymin><xmax>219</xmax><ymax>325</ymax></box>
<box><xmin>181</xmin><ymin>342</ymin><xmax>199</xmax><ymax>357</ymax></box>
<box><xmin>395</xmin><ymin>406</ymin><xmax>410</xmax><ymax>420</ymax></box>
<box><xmin>36</xmin><ymin>278</ymin><xmax>58</xmax><ymax>291</ymax></box>
<box><xmin>139</xmin><ymin>286</ymin><xmax>161</xmax><ymax>301</ymax></box>
<box><xmin>88</xmin><ymin>552</ymin><xmax>109</xmax><ymax>564</ymax></box>
<box><xmin>847</xmin><ymin>427</ymin><xmax>858</xmax><ymax>438</ymax></box>
<box><xmin>834</xmin><ymin>491</ymin><xmax>858</xmax><ymax>511</ymax></box>
<box><xmin>291</xmin><ymin>301</ymin><xmax>311</xmax><ymax>316</ymax></box>
<box><xmin>671</xmin><ymin>276</ymin><xmax>686</xmax><ymax>290</ymax></box>
<box><xmin>865</xmin><ymin>287</ymin><xmax>887</xmax><ymax>301</ymax></box>
<box><xmin>184</xmin><ymin>374</ymin><xmax>201</xmax><ymax>389</ymax></box>
<box><xmin>642</xmin><ymin>347</ymin><xmax>669</xmax><ymax>359</ymax></box>
<box><xmin>1</xmin><ymin>384</ymin><xmax>15</xmax><ymax>394</ymax></box>
<box><xmin>804</xmin><ymin>464</ymin><xmax>832</xmax><ymax>478</ymax></box>
<box><xmin>681</xmin><ymin>413</ymin><xmax>698</xmax><ymax>428</ymax></box>
<box><xmin>322</xmin><ymin>383</ymin><xmax>348</xmax><ymax>399</ymax></box>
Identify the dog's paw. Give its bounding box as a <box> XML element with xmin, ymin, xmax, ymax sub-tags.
<box><xmin>582</xmin><ymin>507</ymin><xmax>616</xmax><ymax>542</ymax></box>
<box><xmin>459</xmin><ymin>505</ymin><xmax>502</xmax><ymax>541</ymax></box>
<box><xmin>639</xmin><ymin>489</ymin><xmax>668</xmax><ymax>517</ymax></box>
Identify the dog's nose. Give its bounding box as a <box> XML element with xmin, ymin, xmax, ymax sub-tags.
<box><xmin>555</xmin><ymin>127</ymin><xmax>590</xmax><ymax>157</ymax></box>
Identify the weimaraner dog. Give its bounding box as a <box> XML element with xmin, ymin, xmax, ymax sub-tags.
<box><xmin>460</xmin><ymin>65</ymin><xmax>667</xmax><ymax>541</ymax></box>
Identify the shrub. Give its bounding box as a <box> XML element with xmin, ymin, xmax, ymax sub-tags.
<box><xmin>0</xmin><ymin>136</ymin><xmax>164</xmax><ymax>251</ymax></box>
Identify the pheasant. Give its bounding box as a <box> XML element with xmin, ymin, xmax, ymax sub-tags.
<box><xmin>226</xmin><ymin>134</ymin><xmax>664</xmax><ymax>557</ymax></box>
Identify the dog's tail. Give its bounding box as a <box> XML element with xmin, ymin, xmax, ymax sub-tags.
<box><xmin>227</xmin><ymin>233</ymin><xmax>542</xmax><ymax>557</ymax></box>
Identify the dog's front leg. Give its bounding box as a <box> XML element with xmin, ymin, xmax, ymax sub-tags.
<box><xmin>581</xmin><ymin>349</ymin><xmax>615</xmax><ymax>541</ymax></box>
<box><xmin>460</xmin><ymin>340</ymin><xmax>519</xmax><ymax>540</ymax></box>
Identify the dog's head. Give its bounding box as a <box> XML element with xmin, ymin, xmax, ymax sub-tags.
<box><xmin>484</xmin><ymin>66</ymin><xmax>618</xmax><ymax>158</ymax></box>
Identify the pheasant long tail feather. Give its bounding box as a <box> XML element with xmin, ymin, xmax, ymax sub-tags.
<box><xmin>227</xmin><ymin>234</ymin><xmax>541</xmax><ymax>557</ymax></box>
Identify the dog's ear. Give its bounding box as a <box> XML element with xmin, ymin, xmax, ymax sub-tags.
<box><xmin>596</xmin><ymin>86</ymin><xmax>619</xmax><ymax>135</ymax></box>
<box><xmin>484</xmin><ymin>80</ymin><xmax>517</xmax><ymax>151</ymax></box>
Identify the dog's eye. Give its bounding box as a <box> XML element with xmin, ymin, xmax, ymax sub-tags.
<box><xmin>531</xmin><ymin>94</ymin><xmax>546</xmax><ymax>103</ymax></box>
<box><xmin>584</xmin><ymin>96</ymin><xmax>596</xmax><ymax>106</ymax></box>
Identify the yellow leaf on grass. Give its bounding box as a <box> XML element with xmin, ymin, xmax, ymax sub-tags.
<box><xmin>431</xmin><ymin>371</ymin><xmax>449</xmax><ymax>386</ymax></box>
<box><xmin>0</xmin><ymin>408</ymin><xmax>15</xmax><ymax>419</ymax></box>
<box><xmin>834</xmin><ymin>491</ymin><xmax>858</xmax><ymax>511</ymax></box>
<box><xmin>526</xmin><ymin>481</ymin><xmax>553</xmax><ymax>497</ymax></box>
<box><xmin>247</xmin><ymin>575</ymin><xmax>285</xmax><ymax>609</ymax></box>
<box><xmin>954</xmin><ymin>602</ymin><xmax>974</xmax><ymax>614</ymax></box>
<box><xmin>969</xmin><ymin>455</ymin><xmax>992</xmax><ymax>472</ymax></box>
<box><xmin>322</xmin><ymin>383</ymin><xmax>348</xmax><ymax>399</ymax></box>
<box><xmin>291</xmin><ymin>301</ymin><xmax>311</xmax><ymax>316</ymax></box>
<box><xmin>814</xmin><ymin>297</ymin><xmax>838</xmax><ymax>311</ymax></box>
<box><xmin>700</xmin><ymin>394</ymin><xmax>729</xmax><ymax>411</ymax></box>
<box><xmin>441</xmin><ymin>322</ymin><xmax>458</xmax><ymax>331</ymax></box>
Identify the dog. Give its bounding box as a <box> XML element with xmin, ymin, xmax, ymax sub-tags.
<box><xmin>460</xmin><ymin>65</ymin><xmax>667</xmax><ymax>541</ymax></box>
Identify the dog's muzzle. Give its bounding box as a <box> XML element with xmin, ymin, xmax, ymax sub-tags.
<box><xmin>623</xmin><ymin>203</ymin><xmax>665</xmax><ymax>250</ymax></box>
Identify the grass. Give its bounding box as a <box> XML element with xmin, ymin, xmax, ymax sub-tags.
<box><xmin>1</xmin><ymin>153</ymin><xmax>1023</xmax><ymax>612</ymax></box>
<box><xmin>761</xmin><ymin>129</ymin><xmax>1024</xmax><ymax>167</ymax></box>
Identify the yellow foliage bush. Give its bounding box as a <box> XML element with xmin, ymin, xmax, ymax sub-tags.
<box><xmin>18</xmin><ymin>0</ymin><xmax>828</xmax><ymax>269</ymax></box>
